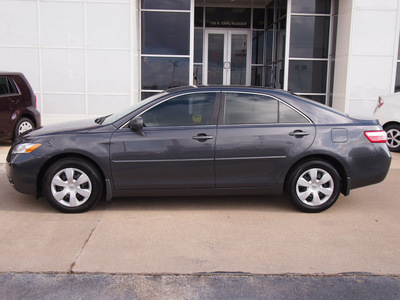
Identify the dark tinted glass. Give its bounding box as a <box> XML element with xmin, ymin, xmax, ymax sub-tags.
<box><xmin>0</xmin><ymin>77</ymin><xmax>17</xmax><ymax>95</ymax></box>
<box><xmin>252</xmin><ymin>31</ymin><xmax>264</xmax><ymax>64</ymax></box>
<box><xmin>279</xmin><ymin>102</ymin><xmax>308</xmax><ymax>123</ymax></box>
<box><xmin>251</xmin><ymin>67</ymin><xmax>263</xmax><ymax>86</ymax></box>
<box><xmin>193</xmin><ymin>65</ymin><xmax>203</xmax><ymax>85</ymax></box>
<box><xmin>141</xmin><ymin>0</ymin><xmax>190</xmax><ymax>10</ymax></box>
<box><xmin>288</xmin><ymin>60</ymin><xmax>327</xmax><ymax>93</ymax></box>
<box><xmin>206</xmin><ymin>7</ymin><xmax>251</xmax><ymax>28</ymax></box>
<box><xmin>292</xmin><ymin>0</ymin><xmax>331</xmax><ymax>14</ymax></box>
<box><xmin>141</xmin><ymin>93</ymin><xmax>216</xmax><ymax>127</ymax></box>
<box><xmin>142</xmin><ymin>57</ymin><xmax>189</xmax><ymax>90</ymax></box>
<box><xmin>195</xmin><ymin>7</ymin><xmax>204</xmax><ymax>27</ymax></box>
<box><xmin>0</xmin><ymin>77</ymin><xmax>9</xmax><ymax>95</ymax></box>
<box><xmin>265</xmin><ymin>30</ymin><xmax>273</xmax><ymax>63</ymax></box>
<box><xmin>305</xmin><ymin>94</ymin><xmax>326</xmax><ymax>104</ymax></box>
<box><xmin>142</xmin><ymin>12</ymin><xmax>190</xmax><ymax>55</ymax></box>
<box><xmin>141</xmin><ymin>92</ymin><xmax>159</xmax><ymax>100</ymax></box>
<box><xmin>253</xmin><ymin>8</ymin><xmax>265</xmax><ymax>29</ymax></box>
<box><xmin>395</xmin><ymin>62</ymin><xmax>400</xmax><ymax>92</ymax></box>
<box><xmin>290</xmin><ymin>16</ymin><xmax>329</xmax><ymax>58</ymax></box>
<box><xmin>194</xmin><ymin>29</ymin><xmax>203</xmax><ymax>63</ymax></box>
<box><xmin>224</xmin><ymin>93</ymin><xmax>278</xmax><ymax>125</ymax></box>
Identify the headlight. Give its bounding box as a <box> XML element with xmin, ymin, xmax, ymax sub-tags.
<box><xmin>12</xmin><ymin>143</ymin><xmax>41</xmax><ymax>154</ymax></box>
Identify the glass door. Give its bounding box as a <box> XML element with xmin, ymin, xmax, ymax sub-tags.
<box><xmin>204</xmin><ymin>29</ymin><xmax>251</xmax><ymax>85</ymax></box>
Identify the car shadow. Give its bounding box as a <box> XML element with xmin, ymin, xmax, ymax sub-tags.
<box><xmin>106</xmin><ymin>194</ymin><xmax>296</xmax><ymax>213</ymax></box>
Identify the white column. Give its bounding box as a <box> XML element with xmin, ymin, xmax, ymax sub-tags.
<box><xmin>333</xmin><ymin>0</ymin><xmax>400</xmax><ymax>118</ymax></box>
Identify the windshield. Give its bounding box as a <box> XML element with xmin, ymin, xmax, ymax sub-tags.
<box><xmin>100</xmin><ymin>92</ymin><xmax>167</xmax><ymax>125</ymax></box>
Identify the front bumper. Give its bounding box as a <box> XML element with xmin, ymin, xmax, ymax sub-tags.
<box><xmin>6</xmin><ymin>153</ymin><xmax>44</xmax><ymax>196</ymax></box>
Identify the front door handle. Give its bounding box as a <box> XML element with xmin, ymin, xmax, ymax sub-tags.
<box><xmin>192</xmin><ymin>133</ymin><xmax>214</xmax><ymax>142</ymax></box>
<box><xmin>289</xmin><ymin>130</ymin><xmax>310</xmax><ymax>137</ymax></box>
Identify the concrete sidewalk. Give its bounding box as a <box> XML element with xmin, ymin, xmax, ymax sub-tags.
<box><xmin>1</xmin><ymin>140</ymin><xmax>399</xmax><ymax>298</ymax></box>
<box><xmin>0</xmin><ymin>140</ymin><xmax>399</xmax><ymax>275</ymax></box>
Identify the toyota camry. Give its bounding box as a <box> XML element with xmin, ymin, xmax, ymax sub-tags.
<box><xmin>6</xmin><ymin>86</ymin><xmax>391</xmax><ymax>213</ymax></box>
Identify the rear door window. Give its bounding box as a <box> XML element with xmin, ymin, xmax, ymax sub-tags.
<box><xmin>0</xmin><ymin>77</ymin><xmax>18</xmax><ymax>95</ymax></box>
<box><xmin>223</xmin><ymin>92</ymin><xmax>309</xmax><ymax>124</ymax></box>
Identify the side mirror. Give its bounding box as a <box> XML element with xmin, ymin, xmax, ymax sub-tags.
<box><xmin>128</xmin><ymin>117</ymin><xmax>145</xmax><ymax>136</ymax></box>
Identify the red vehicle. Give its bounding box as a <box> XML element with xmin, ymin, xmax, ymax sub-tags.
<box><xmin>0</xmin><ymin>72</ymin><xmax>41</xmax><ymax>141</ymax></box>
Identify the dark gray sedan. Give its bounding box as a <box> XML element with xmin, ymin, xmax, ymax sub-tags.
<box><xmin>6</xmin><ymin>86</ymin><xmax>391</xmax><ymax>213</ymax></box>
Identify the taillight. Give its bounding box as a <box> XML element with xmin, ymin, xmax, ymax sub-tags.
<box><xmin>35</xmin><ymin>95</ymin><xmax>37</xmax><ymax>108</ymax></box>
<box><xmin>374</xmin><ymin>97</ymin><xmax>384</xmax><ymax>114</ymax></box>
<box><xmin>364</xmin><ymin>130</ymin><xmax>387</xmax><ymax>143</ymax></box>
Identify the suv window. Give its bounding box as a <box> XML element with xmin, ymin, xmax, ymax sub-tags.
<box><xmin>142</xmin><ymin>93</ymin><xmax>217</xmax><ymax>127</ymax></box>
<box><xmin>224</xmin><ymin>93</ymin><xmax>308</xmax><ymax>124</ymax></box>
<box><xmin>0</xmin><ymin>77</ymin><xmax>18</xmax><ymax>95</ymax></box>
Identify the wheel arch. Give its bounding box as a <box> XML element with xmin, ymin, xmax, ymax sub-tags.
<box><xmin>284</xmin><ymin>154</ymin><xmax>348</xmax><ymax>196</ymax></box>
<box><xmin>382</xmin><ymin>121</ymin><xmax>400</xmax><ymax>130</ymax></box>
<box><xmin>36</xmin><ymin>153</ymin><xmax>106</xmax><ymax>197</ymax></box>
<box><xmin>12</xmin><ymin>113</ymin><xmax>38</xmax><ymax>140</ymax></box>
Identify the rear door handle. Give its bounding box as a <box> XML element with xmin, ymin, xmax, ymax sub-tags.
<box><xmin>289</xmin><ymin>130</ymin><xmax>310</xmax><ymax>137</ymax></box>
<box><xmin>192</xmin><ymin>133</ymin><xmax>214</xmax><ymax>142</ymax></box>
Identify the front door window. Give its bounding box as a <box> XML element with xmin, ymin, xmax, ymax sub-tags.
<box><xmin>205</xmin><ymin>30</ymin><xmax>251</xmax><ymax>85</ymax></box>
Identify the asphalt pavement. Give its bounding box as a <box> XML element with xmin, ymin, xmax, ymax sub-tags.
<box><xmin>0</xmin><ymin>140</ymin><xmax>399</xmax><ymax>299</ymax></box>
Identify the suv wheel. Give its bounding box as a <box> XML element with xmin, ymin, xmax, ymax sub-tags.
<box><xmin>13</xmin><ymin>117</ymin><xmax>34</xmax><ymax>140</ymax></box>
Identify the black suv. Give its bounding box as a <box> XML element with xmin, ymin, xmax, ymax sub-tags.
<box><xmin>0</xmin><ymin>72</ymin><xmax>41</xmax><ymax>141</ymax></box>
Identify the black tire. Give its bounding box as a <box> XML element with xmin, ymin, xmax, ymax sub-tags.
<box><xmin>286</xmin><ymin>159</ymin><xmax>341</xmax><ymax>213</ymax></box>
<box><xmin>42</xmin><ymin>158</ymin><xmax>103</xmax><ymax>213</ymax></box>
<box><xmin>384</xmin><ymin>124</ymin><xmax>400</xmax><ymax>152</ymax></box>
<box><xmin>13</xmin><ymin>117</ymin><xmax>34</xmax><ymax>140</ymax></box>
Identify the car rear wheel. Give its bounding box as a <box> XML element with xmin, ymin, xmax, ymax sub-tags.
<box><xmin>286</xmin><ymin>159</ymin><xmax>341</xmax><ymax>213</ymax></box>
<box><xmin>385</xmin><ymin>124</ymin><xmax>400</xmax><ymax>152</ymax></box>
<box><xmin>43</xmin><ymin>158</ymin><xmax>103</xmax><ymax>213</ymax></box>
<box><xmin>13</xmin><ymin>117</ymin><xmax>34</xmax><ymax>140</ymax></box>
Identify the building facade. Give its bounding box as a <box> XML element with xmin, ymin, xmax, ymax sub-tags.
<box><xmin>1</xmin><ymin>0</ymin><xmax>399</xmax><ymax>124</ymax></box>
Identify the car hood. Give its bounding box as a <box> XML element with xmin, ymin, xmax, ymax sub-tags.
<box><xmin>21</xmin><ymin>118</ymin><xmax>101</xmax><ymax>138</ymax></box>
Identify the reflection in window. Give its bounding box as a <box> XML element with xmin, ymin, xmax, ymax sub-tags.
<box><xmin>252</xmin><ymin>31</ymin><xmax>264</xmax><ymax>65</ymax></box>
<box><xmin>279</xmin><ymin>102</ymin><xmax>309</xmax><ymax>123</ymax></box>
<box><xmin>225</xmin><ymin>93</ymin><xmax>278</xmax><ymax>124</ymax></box>
<box><xmin>290</xmin><ymin>16</ymin><xmax>330</xmax><ymax>59</ymax></box>
<box><xmin>142</xmin><ymin>57</ymin><xmax>189</xmax><ymax>90</ymax></box>
<box><xmin>141</xmin><ymin>93</ymin><xmax>216</xmax><ymax>127</ymax></box>
<box><xmin>288</xmin><ymin>60</ymin><xmax>327</xmax><ymax>93</ymax></box>
<box><xmin>251</xmin><ymin>67</ymin><xmax>263</xmax><ymax>86</ymax></box>
<box><xmin>142</xmin><ymin>12</ymin><xmax>190</xmax><ymax>55</ymax></box>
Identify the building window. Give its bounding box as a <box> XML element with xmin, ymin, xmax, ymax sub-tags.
<box><xmin>287</xmin><ymin>0</ymin><xmax>337</xmax><ymax>105</ymax></box>
<box><xmin>140</xmin><ymin>0</ymin><xmax>191</xmax><ymax>99</ymax></box>
<box><xmin>395</xmin><ymin>38</ymin><xmax>400</xmax><ymax>92</ymax></box>
<box><xmin>264</xmin><ymin>0</ymin><xmax>287</xmax><ymax>89</ymax></box>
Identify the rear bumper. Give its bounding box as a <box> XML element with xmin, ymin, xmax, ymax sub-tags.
<box><xmin>347</xmin><ymin>144</ymin><xmax>391</xmax><ymax>191</ymax></box>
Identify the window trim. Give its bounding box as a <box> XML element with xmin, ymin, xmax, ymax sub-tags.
<box><xmin>218</xmin><ymin>91</ymin><xmax>312</xmax><ymax>125</ymax></box>
<box><xmin>120</xmin><ymin>91</ymin><xmax>221</xmax><ymax>129</ymax></box>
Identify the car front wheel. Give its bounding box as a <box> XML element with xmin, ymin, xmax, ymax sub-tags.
<box><xmin>43</xmin><ymin>158</ymin><xmax>103</xmax><ymax>213</ymax></box>
<box><xmin>286</xmin><ymin>160</ymin><xmax>341</xmax><ymax>213</ymax></box>
<box><xmin>385</xmin><ymin>124</ymin><xmax>400</xmax><ymax>152</ymax></box>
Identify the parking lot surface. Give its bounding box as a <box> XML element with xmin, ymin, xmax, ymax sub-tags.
<box><xmin>1</xmin><ymin>140</ymin><xmax>399</xmax><ymax>276</ymax></box>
